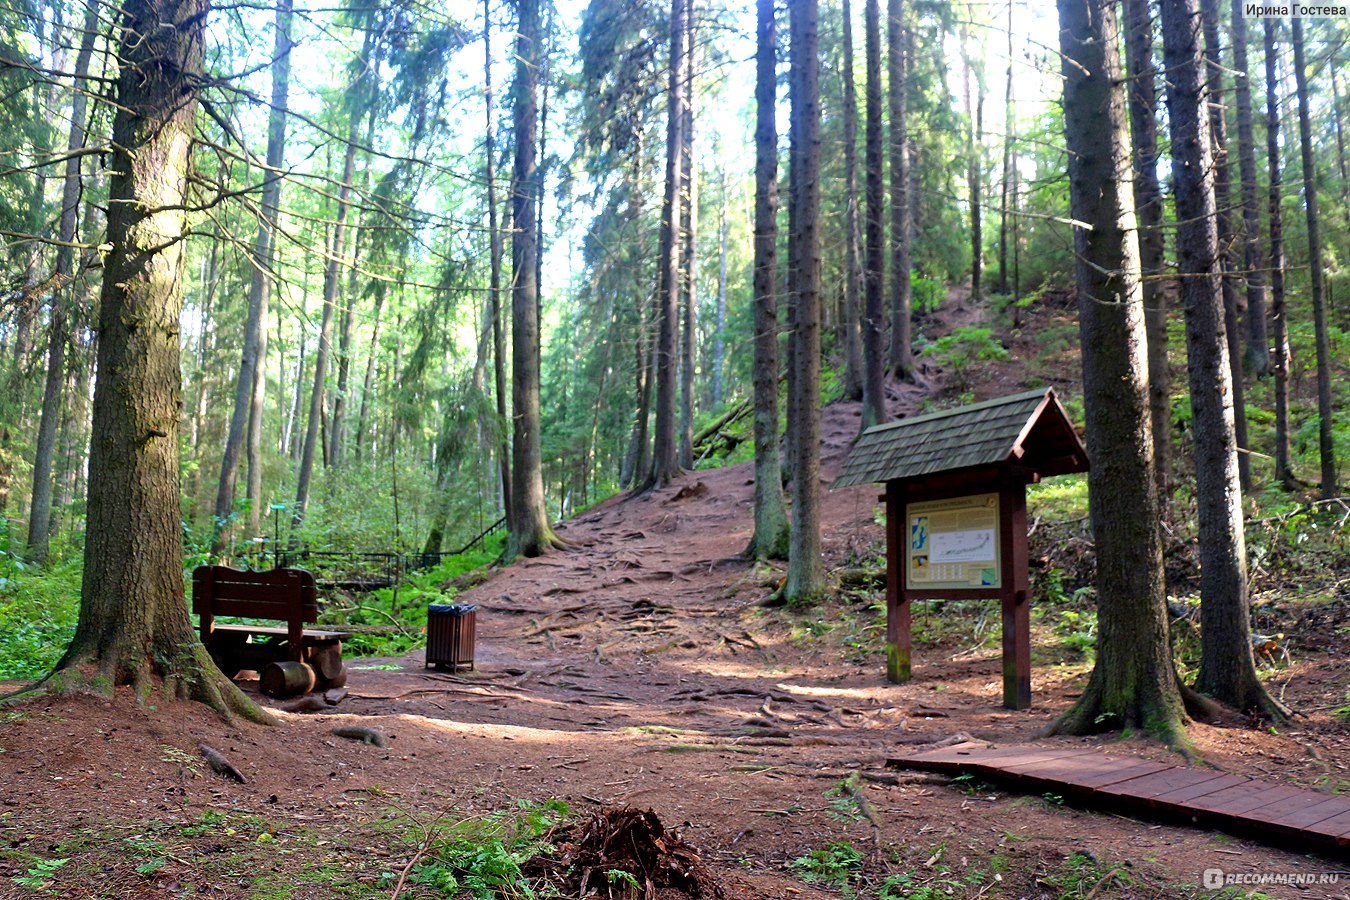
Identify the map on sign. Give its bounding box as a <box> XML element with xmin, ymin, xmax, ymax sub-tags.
<box><xmin>906</xmin><ymin>493</ymin><xmax>1000</xmax><ymax>590</ymax></box>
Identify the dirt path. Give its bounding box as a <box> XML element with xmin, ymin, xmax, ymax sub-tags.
<box><xmin>2</xmin><ymin>287</ymin><xmax>1346</xmax><ymax>898</ymax></box>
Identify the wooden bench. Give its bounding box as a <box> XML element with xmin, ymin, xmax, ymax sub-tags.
<box><xmin>192</xmin><ymin>565</ymin><xmax>350</xmax><ymax>697</ymax></box>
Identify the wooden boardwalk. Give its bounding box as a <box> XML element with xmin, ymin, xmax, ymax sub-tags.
<box><xmin>889</xmin><ymin>743</ymin><xmax>1350</xmax><ymax>855</ymax></box>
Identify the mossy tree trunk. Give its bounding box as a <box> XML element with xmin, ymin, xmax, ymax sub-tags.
<box><xmin>49</xmin><ymin>0</ymin><xmax>269</xmax><ymax>723</ymax></box>
<box><xmin>1051</xmin><ymin>0</ymin><xmax>1187</xmax><ymax>742</ymax></box>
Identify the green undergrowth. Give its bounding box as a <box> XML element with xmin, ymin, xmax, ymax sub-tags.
<box><xmin>0</xmin><ymin>542</ymin><xmax>80</xmax><ymax>681</ymax></box>
<box><xmin>318</xmin><ymin>533</ymin><xmax>505</xmax><ymax>658</ymax></box>
<box><xmin>1</xmin><ymin>798</ymin><xmax>570</xmax><ymax>899</ymax></box>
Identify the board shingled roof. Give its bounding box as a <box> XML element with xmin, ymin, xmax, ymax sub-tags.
<box><xmin>833</xmin><ymin>388</ymin><xmax>1089</xmax><ymax>488</ymax></box>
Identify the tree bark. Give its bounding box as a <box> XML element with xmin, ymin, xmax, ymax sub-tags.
<box><xmin>840</xmin><ymin>0</ymin><xmax>863</xmax><ymax>401</ymax></box>
<box><xmin>504</xmin><ymin>0</ymin><xmax>563</xmax><ymax>558</ymax></box>
<box><xmin>1161</xmin><ymin>0</ymin><xmax>1281</xmax><ymax>717</ymax></box>
<box><xmin>746</xmin><ymin>0</ymin><xmax>789</xmax><ymax>560</ymax></box>
<box><xmin>962</xmin><ymin>30</ymin><xmax>983</xmax><ymax>304</ymax></box>
<box><xmin>648</xmin><ymin>0</ymin><xmax>687</xmax><ymax>487</ymax></box>
<box><xmin>860</xmin><ymin>0</ymin><xmax>886</xmax><ymax>429</ymax></box>
<box><xmin>997</xmin><ymin>2</ymin><xmax>1012</xmax><ymax>296</ymax></box>
<box><xmin>1051</xmin><ymin>0</ymin><xmax>1186</xmax><ymax>743</ymax></box>
<box><xmin>49</xmin><ymin>0</ymin><xmax>268</xmax><ymax>723</ymax></box>
<box><xmin>1229</xmin><ymin>1</ymin><xmax>1271</xmax><ymax>377</ymax></box>
<box><xmin>213</xmin><ymin>0</ymin><xmax>292</xmax><ymax>553</ymax></box>
<box><xmin>885</xmin><ymin>0</ymin><xmax>913</xmax><ymax>380</ymax></box>
<box><xmin>26</xmin><ymin>5</ymin><xmax>98</xmax><ymax>564</ymax></box>
<box><xmin>1291</xmin><ymin>18</ymin><xmax>1338</xmax><ymax>499</ymax></box>
<box><xmin>484</xmin><ymin>0</ymin><xmax>512</xmax><ymax>527</ymax></box>
<box><xmin>711</xmin><ymin>172</ymin><xmax>728</xmax><ymax>407</ymax></box>
<box><xmin>1123</xmin><ymin>0</ymin><xmax>1171</xmax><ymax>497</ymax></box>
<box><xmin>785</xmin><ymin>0</ymin><xmax>824</xmax><ymax>602</ymax></box>
<box><xmin>1263</xmin><ymin>19</ymin><xmax>1293</xmax><ymax>488</ymax></box>
<box><xmin>679</xmin><ymin>1</ymin><xmax>698</xmax><ymax>470</ymax></box>
<box><xmin>1199</xmin><ymin>0</ymin><xmax>1251</xmax><ymax>493</ymax></box>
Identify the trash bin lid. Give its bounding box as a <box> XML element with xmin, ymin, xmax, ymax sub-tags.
<box><xmin>428</xmin><ymin>603</ymin><xmax>478</xmax><ymax>615</ymax></box>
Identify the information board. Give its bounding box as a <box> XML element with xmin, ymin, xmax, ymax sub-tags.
<box><xmin>905</xmin><ymin>493</ymin><xmax>1001</xmax><ymax>589</ymax></box>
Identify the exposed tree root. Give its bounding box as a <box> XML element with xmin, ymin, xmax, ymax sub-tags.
<box><xmin>14</xmin><ymin>644</ymin><xmax>275</xmax><ymax>726</ymax></box>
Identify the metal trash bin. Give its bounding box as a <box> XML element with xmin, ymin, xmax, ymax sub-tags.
<box><xmin>426</xmin><ymin>603</ymin><xmax>477</xmax><ymax>672</ymax></box>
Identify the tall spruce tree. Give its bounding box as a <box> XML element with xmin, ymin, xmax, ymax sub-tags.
<box><xmin>1160</xmin><ymin>0</ymin><xmax>1283</xmax><ymax>717</ymax></box>
<box><xmin>45</xmin><ymin>0</ymin><xmax>268</xmax><ymax>721</ymax></box>
<box><xmin>1051</xmin><ymin>0</ymin><xmax>1186</xmax><ymax>741</ymax></box>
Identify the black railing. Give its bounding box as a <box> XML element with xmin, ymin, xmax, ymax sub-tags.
<box><xmin>256</xmin><ymin>515</ymin><xmax>507</xmax><ymax>593</ymax></box>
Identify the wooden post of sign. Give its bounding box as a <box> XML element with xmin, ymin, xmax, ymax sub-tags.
<box><xmin>998</xmin><ymin>471</ymin><xmax>1031</xmax><ymax>709</ymax></box>
<box><xmin>885</xmin><ymin>480</ymin><xmax>912</xmax><ymax>682</ymax></box>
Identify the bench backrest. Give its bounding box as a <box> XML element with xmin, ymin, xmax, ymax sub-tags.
<box><xmin>192</xmin><ymin>566</ymin><xmax>317</xmax><ymax>661</ymax></box>
<box><xmin>192</xmin><ymin>565</ymin><xmax>317</xmax><ymax>621</ymax></box>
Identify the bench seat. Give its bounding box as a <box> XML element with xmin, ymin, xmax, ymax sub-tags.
<box><xmin>209</xmin><ymin>623</ymin><xmax>351</xmax><ymax>641</ymax></box>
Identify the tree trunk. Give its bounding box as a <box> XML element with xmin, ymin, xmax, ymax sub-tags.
<box><xmin>213</xmin><ymin>0</ymin><xmax>292</xmax><ymax>553</ymax></box>
<box><xmin>711</xmin><ymin>174</ymin><xmax>728</xmax><ymax>407</ymax></box>
<box><xmin>353</xmin><ymin>282</ymin><xmax>385</xmax><ymax>460</ymax></box>
<box><xmin>886</xmin><ymin>0</ymin><xmax>913</xmax><ymax>380</ymax></box>
<box><xmin>997</xmin><ymin>2</ymin><xmax>1012</xmax><ymax>296</ymax></box>
<box><xmin>1199</xmin><ymin>0</ymin><xmax>1251</xmax><ymax>493</ymax></box>
<box><xmin>1051</xmin><ymin>0</ymin><xmax>1186</xmax><ymax>743</ymax></box>
<box><xmin>49</xmin><ymin>0</ymin><xmax>267</xmax><ymax>723</ymax></box>
<box><xmin>1229</xmin><ymin>1</ymin><xmax>1270</xmax><ymax>377</ymax></box>
<box><xmin>505</xmin><ymin>0</ymin><xmax>562</xmax><ymax>558</ymax></box>
<box><xmin>962</xmin><ymin>33</ymin><xmax>983</xmax><ymax>304</ymax></box>
<box><xmin>1122</xmin><ymin>0</ymin><xmax>1171</xmax><ymax>496</ymax></box>
<box><xmin>1291</xmin><ymin>18</ymin><xmax>1338</xmax><ymax>499</ymax></box>
<box><xmin>785</xmin><ymin>0</ymin><xmax>824</xmax><ymax>602</ymax></box>
<box><xmin>679</xmin><ymin>5</ymin><xmax>698</xmax><ymax>471</ymax></box>
<box><xmin>1160</xmin><ymin>0</ymin><xmax>1281</xmax><ymax>717</ymax></box>
<box><xmin>26</xmin><ymin>5</ymin><xmax>98</xmax><ymax>564</ymax></box>
<box><xmin>285</xmin><ymin>282</ymin><xmax>307</xmax><ymax>462</ymax></box>
<box><xmin>840</xmin><ymin>0</ymin><xmax>863</xmax><ymax>401</ymax></box>
<box><xmin>648</xmin><ymin>0</ymin><xmax>687</xmax><ymax>487</ymax></box>
<box><xmin>746</xmin><ymin>0</ymin><xmax>789</xmax><ymax>560</ymax></box>
<box><xmin>293</xmin><ymin>32</ymin><xmax>371</xmax><ymax>535</ymax></box>
<box><xmin>860</xmin><ymin>0</ymin><xmax>886</xmax><ymax>429</ymax></box>
<box><xmin>1264</xmin><ymin>19</ymin><xmax>1293</xmax><ymax>488</ymax></box>
<box><xmin>483</xmin><ymin>0</ymin><xmax>512</xmax><ymax>526</ymax></box>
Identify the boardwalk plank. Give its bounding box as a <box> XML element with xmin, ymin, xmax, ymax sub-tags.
<box><xmin>1147</xmin><ymin>774</ymin><xmax>1252</xmax><ymax>805</ymax></box>
<box><xmin>1262</xmin><ymin>796</ymin><xmax>1350</xmax><ymax>830</ymax></box>
<box><xmin>1186</xmin><ymin>783</ymin><xmax>1308</xmax><ymax>816</ymax></box>
<box><xmin>887</xmin><ymin>743</ymin><xmax>1346</xmax><ymax>855</ymax></box>
<box><xmin>1095</xmin><ymin>767</ymin><xmax>1230</xmax><ymax>802</ymax></box>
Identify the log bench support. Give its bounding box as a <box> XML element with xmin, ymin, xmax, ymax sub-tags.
<box><xmin>192</xmin><ymin>565</ymin><xmax>351</xmax><ymax>698</ymax></box>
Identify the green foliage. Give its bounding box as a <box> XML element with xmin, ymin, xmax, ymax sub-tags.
<box><xmin>397</xmin><ymin>798</ymin><xmax>569</xmax><ymax>899</ymax></box>
<box><xmin>910</xmin><ymin>274</ymin><xmax>944</xmax><ymax>315</ymax></box>
<box><xmin>0</xmin><ymin>548</ymin><xmax>79</xmax><ymax>680</ymax></box>
<box><xmin>318</xmin><ymin>534</ymin><xmax>504</xmax><ymax>658</ymax></box>
<box><xmin>825</xmin><ymin>774</ymin><xmax>867</xmax><ymax>823</ymax></box>
<box><xmin>1027</xmin><ymin>473</ymin><xmax>1088</xmax><ymax>521</ymax></box>
<box><xmin>790</xmin><ymin>840</ymin><xmax>863</xmax><ymax>894</ymax></box>
<box><xmin>919</xmin><ymin>326</ymin><xmax>1009</xmax><ymax>392</ymax></box>
<box><xmin>10</xmin><ymin>856</ymin><xmax>67</xmax><ymax>893</ymax></box>
<box><xmin>1036</xmin><ymin>851</ymin><xmax>1131</xmax><ymax>897</ymax></box>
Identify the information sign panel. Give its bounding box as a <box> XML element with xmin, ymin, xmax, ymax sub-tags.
<box><xmin>906</xmin><ymin>493</ymin><xmax>1001</xmax><ymax>589</ymax></box>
